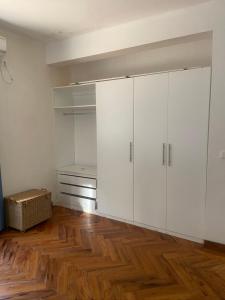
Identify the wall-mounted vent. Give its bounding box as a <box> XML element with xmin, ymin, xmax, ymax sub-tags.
<box><xmin>0</xmin><ymin>36</ymin><xmax>13</xmax><ymax>83</ymax></box>
<box><xmin>0</xmin><ymin>36</ymin><xmax>6</xmax><ymax>56</ymax></box>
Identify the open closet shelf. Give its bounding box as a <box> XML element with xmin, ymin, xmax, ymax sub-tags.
<box><xmin>53</xmin><ymin>83</ymin><xmax>96</xmax><ymax>109</ymax></box>
<box><xmin>54</xmin><ymin>105</ymin><xmax>96</xmax><ymax>112</ymax></box>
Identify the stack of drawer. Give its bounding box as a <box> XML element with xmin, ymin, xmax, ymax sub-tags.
<box><xmin>56</xmin><ymin>165</ymin><xmax>97</xmax><ymax>213</ymax></box>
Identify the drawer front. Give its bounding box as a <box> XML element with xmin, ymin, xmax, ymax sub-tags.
<box><xmin>58</xmin><ymin>193</ymin><xmax>96</xmax><ymax>213</ymax></box>
<box><xmin>59</xmin><ymin>183</ymin><xmax>96</xmax><ymax>199</ymax></box>
<box><xmin>58</xmin><ymin>174</ymin><xmax>96</xmax><ymax>189</ymax></box>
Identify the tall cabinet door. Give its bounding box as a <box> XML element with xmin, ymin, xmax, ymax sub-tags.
<box><xmin>96</xmin><ymin>78</ymin><xmax>134</xmax><ymax>221</ymax></box>
<box><xmin>167</xmin><ymin>68</ymin><xmax>211</xmax><ymax>239</ymax></box>
<box><xmin>134</xmin><ymin>73</ymin><xmax>168</xmax><ymax>229</ymax></box>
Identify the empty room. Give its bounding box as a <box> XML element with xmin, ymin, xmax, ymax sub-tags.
<box><xmin>0</xmin><ymin>0</ymin><xmax>225</xmax><ymax>299</ymax></box>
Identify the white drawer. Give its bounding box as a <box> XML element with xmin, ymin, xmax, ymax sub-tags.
<box><xmin>58</xmin><ymin>174</ymin><xmax>96</xmax><ymax>189</ymax></box>
<box><xmin>58</xmin><ymin>193</ymin><xmax>96</xmax><ymax>213</ymax></box>
<box><xmin>59</xmin><ymin>183</ymin><xmax>96</xmax><ymax>199</ymax></box>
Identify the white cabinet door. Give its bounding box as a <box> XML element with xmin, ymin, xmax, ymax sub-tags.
<box><xmin>134</xmin><ymin>73</ymin><xmax>168</xmax><ymax>229</ymax></box>
<box><xmin>167</xmin><ymin>68</ymin><xmax>211</xmax><ymax>239</ymax></box>
<box><xmin>96</xmin><ymin>78</ymin><xmax>134</xmax><ymax>221</ymax></box>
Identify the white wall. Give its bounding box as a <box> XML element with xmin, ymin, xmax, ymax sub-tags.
<box><xmin>54</xmin><ymin>112</ymin><xmax>97</xmax><ymax>168</ymax></box>
<box><xmin>0</xmin><ymin>26</ymin><xmax>54</xmax><ymax>196</ymax></box>
<box><xmin>48</xmin><ymin>65</ymin><xmax>71</xmax><ymax>87</ymax></box>
<box><xmin>74</xmin><ymin>114</ymin><xmax>97</xmax><ymax>166</ymax></box>
<box><xmin>205</xmin><ymin>0</ymin><xmax>225</xmax><ymax>244</ymax></box>
<box><xmin>54</xmin><ymin>111</ymin><xmax>75</xmax><ymax>168</ymax></box>
<box><xmin>69</xmin><ymin>34</ymin><xmax>212</xmax><ymax>82</ymax></box>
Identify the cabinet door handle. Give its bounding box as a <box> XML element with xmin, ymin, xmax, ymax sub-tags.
<box><xmin>162</xmin><ymin>143</ymin><xmax>166</xmax><ymax>166</ymax></box>
<box><xmin>168</xmin><ymin>144</ymin><xmax>172</xmax><ymax>166</ymax></box>
<box><xmin>129</xmin><ymin>142</ymin><xmax>133</xmax><ymax>162</ymax></box>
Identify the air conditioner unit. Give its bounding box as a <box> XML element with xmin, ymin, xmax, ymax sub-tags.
<box><xmin>0</xmin><ymin>36</ymin><xmax>6</xmax><ymax>56</ymax></box>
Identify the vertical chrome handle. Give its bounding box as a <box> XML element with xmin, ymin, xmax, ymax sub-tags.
<box><xmin>168</xmin><ymin>144</ymin><xmax>172</xmax><ymax>166</ymax></box>
<box><xmin>129</xmin><ymin>142</ymin><xmax>133</xmax><ymax>162</ymax></box>
<box><xmin>162</xmin><ymin>143</ymin><xmax>166</xmax><ymax>166</ymax></box>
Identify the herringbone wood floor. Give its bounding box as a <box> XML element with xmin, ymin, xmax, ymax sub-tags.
<box><xmin>0</xmin><ymin>207</ymin><xmax>225</xmax><ymax>299</ymax></box>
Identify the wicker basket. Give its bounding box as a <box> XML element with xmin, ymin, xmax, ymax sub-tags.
<box><xmin>5</xmin><ymin>189</ymin><xmax>52</xmax><ymax>231</ymax></box>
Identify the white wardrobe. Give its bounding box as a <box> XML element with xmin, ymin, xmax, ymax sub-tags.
<box><xmin>97</xmin><ymin>67</ymin><xmax>211</xmax><ymax>241</ymax></box>
<box><xmin>96</xmin><ymin>79</ymin><xmax>134</xmax><ymax>220</ymax></box>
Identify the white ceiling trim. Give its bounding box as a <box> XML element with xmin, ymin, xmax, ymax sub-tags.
<box><xmin>0</xmin><ymin>0</ymin><xmax>211</xmax><ymax>40</ymax></box>
<box><xmin>46</xmin><ymin>1</ymin><xmax>213</xmax><ymax>64</ymax></box>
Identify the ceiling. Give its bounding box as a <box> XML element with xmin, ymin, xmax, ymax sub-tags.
<box><xmin>0</xmin><ymin>0</ymin><xmax>210</xmax><ymax>41</ymax></box>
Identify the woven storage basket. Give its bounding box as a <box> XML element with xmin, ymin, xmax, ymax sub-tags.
<box><xmin>5</xmin><ymin>189</ymin><xmax>52</xmax><ymax>231</ymax></box>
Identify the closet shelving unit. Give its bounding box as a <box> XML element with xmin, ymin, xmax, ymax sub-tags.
<box><xmin>53</xmin><ymin>82</ymin><xmax>97</xmax><ymax>213</ymax></box>
<box><xmin>53</xmin><ymin>83</ymin><xmax>96</xmax><ymax>112</ymax></box>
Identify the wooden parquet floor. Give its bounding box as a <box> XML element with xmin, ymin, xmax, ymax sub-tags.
<box><xmin>0</xmin><ymin>207</ymin><xmax>225</xmax><ymax>300</ymax></box>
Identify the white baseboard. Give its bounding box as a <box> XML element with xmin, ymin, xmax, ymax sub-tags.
<box><xmin>95</xmin><ymin>211</ymin><xmax>203</xmax><ymax>243</ymax></box>
<box><xmin>96</xmin><ymin>211</ymin><xmax>134</xmax><ymax>225</ymax></box>
<box><xmin>166</xmin><ymin>230</ymin><xmax>203</xmax><ymax>244</ymax></box>
<box><xmin>53</xmin><ymin>202</ymin><xmax>203</xmax><ymax>244</ymax></box>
